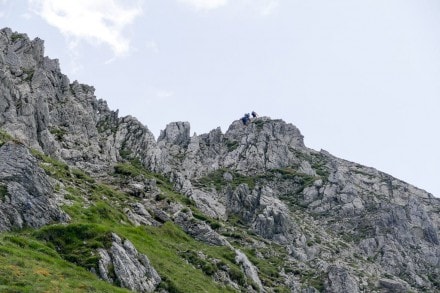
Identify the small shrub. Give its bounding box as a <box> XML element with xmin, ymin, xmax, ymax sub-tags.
<box><xmin>0</xmin><ymin>130</ymin><xmax>13</xmax><ymax>146</ymax></box>
<box><xmin>34</xmin><ymin>223</ymin><xmax>112</xmax><ymax>271</ymax></box>
<box><xmin>71</xmin><ymin>168</ymin><xmax>95</xmax><ymax>183</ymax></box>
<box><xmin>114</xmin><ymin>163</ymin><xmax>141</xmax><ymax>177</ymax></box>
<box><xmin>22</xmin><ymin>68</ymin><xmax>35</xmax><ymax>82</ymax></box>
<box><xmin>11</xmin><ymin>33</ymin><xmax>25</xmax><ymax>42</ymax></box>
<box><xmin>210</xmin><ymin>221</ymin><xmax>221</xmax><ymax>230</ymax></box>
<box><xmin>0</xmin><ymin>184</ymin><xmax>8</xmax><ymax>200</ymax></box>
<box><xmin>49</xmin><ymin>127</ymin><xmax>66</xmax><ymax>140</ymax></box>
<box><xmin>229</xmin><ymin>266</ymin><xmax>246</xmax><ymax>286</ymax></box>
<box><xmin>225</xmin><ymin>140</ymin><xmax>239</xmax><ymax>152</ymax></box>
<box><xmin>253</xmin><ymin>120</ymin><xmax>265</xmax><ymax>130</ymax></box>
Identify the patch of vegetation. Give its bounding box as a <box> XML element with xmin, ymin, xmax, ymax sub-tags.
<box><xmin>0</xmin><ymin>233</ymin><xmax>130</xmax><ymax>292</ymax></box>
<box><xmin>267</xmin><ymin>168</ymin><xmax>317</xmax><ymax>187</ymax></box>
<box><xmin>71</xmin><ymin>168</ymin><xmax>95</xmax><ymax>183</ymax></box>
<box><xmin>243</xmin><ymin>246</ymin><xmax>289</xmax><ymax>289</ymax></box>
<box><xmin>96</xmin><ymin>116</ymin><xmax>118</xmax><ymax>134</ymax></box>
<box><xmin>192</xmin><ymin>209</ymin><xmax>222</xmax><ymax>230</ymax></box>
<box><xmin>179</xmin><ymin>250</ymin><xmax>218</xmax><ymax>276</ymax></box>
<box><xmin>30</xmin><ymin>149</ymin><xmax>69</xmax><ymax>173</ymax></box>
<box><xmin>49</xmin><ymin>127</ymin><xmax>67</xmax><ymax>141</ymax></box>
<box><xmin>225</xmin><ymin>140</ymin><xmax>239</xmax><ymax>152</ymax></box>
<box><xmin>114</xmin><ymin>162</ymin><xmax>142</xmax><ymax>177</ymax></box>
<box><xmin>111</xmin><ymin>223</ymin><xmax>240</xmax><ymax>293</ymax></box>
<box><xmin>22</xmin><ymin>68</ymin><xmax>35</xmax><ymax>82</ymax></box>
<box><xmin>10</xmin><ymin>33</ymin><xmax>25</xmax><ymax>42</ymax></box>
<box><xmin>299</xmin><ymin>270</ymin><xmax>325</xmax><ymax>292</ymax></box>
<box><xmin>0</xmin><ymin>184</ymin><xmax>7</xmax><ymax>201</ymax></box>
<box><xmin>195</xmin><ymin>169</ymin><xmax>256</xmax><ymax>191</ymax></box>
<box><xmin>34</xmin><ymin>223</ymin><xmax>112</xmax><ymax>271</ymax></box>
<box><xmin>427</xmin><ymin>273</ymin><xmax>440</xmax><ymax>288</ymax></box>
<box><xmin>0</xmin><ymin>130</ymin><xmax>13</xmax><ymax>146</ymax></box>
<box><xmin>253</xmin><ymin>119</ymin><xmax>265</xmax><ymax>130</ymax></box>
<box><xmin>119</xmin><ymin>148</ymin><xmax>133</xmax><ymax>160</ymax></box>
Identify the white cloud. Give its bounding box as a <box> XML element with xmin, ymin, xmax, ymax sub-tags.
<box><xmin>178</xmin><ymin>0</ymin><xmax>227</xmax><ymax>11</ymax></box>
<box><xmin>29</xmin><ymin>0</ymin><xmax>143</xmax><ymax>56</ymax></box>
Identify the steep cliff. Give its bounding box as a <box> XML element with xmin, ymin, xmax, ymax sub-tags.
<box><xmin>0</xmin><ymin>27</ymin><xmax>439</xmax><ymax>293</ymax></box>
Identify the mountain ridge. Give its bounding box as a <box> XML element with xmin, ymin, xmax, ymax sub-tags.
<box><xmin>0</xmin><ymin>27</ymin><xmax>439</xmax><ymax>292</ymax></box>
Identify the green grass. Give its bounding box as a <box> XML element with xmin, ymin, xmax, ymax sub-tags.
<box><xmin>49</xmin><ymin>127</ymin><xmax>67</xmax><ymax>141</ymax></box>
<box><xmin>225</xmin><ymin>140</ymin><xmax>239</xmax><ymax>152</ymax></box>
<box><xmin>34</xmin><ymin>224</ymin><xmax>113</xmax><ymax>271</ymax></box>
<box><xmin>253</xmin><ymin>119</ymin><xmax>265</xmax><ymax>130</ymax></box>
<box><xmin>0</xmin><ymin>130</ymin><xmax>13</xmax><ymax>146</ymax></box>
<box><xmin>114</xmin><ymin>162</ymin><xmax>142</xmax><ymax>177</ymax></box>
<box><xmin>112</xmin><ymin>223</ymin><xmax>240</xmax><ymax>293</ymax></box>
<box><xmin>22</xmin><ymin>68</ymin><xmax>35</xmax><ymax>82</ymax></box>
<box><xmin>0</xmin><ymin>233</ymin><xmax>130</xmax><ymax>293</ymax></box>
<box><xmin>195</xmin><ymin>169</ymin><xmax>257</xmax><ymax>191</ymax></box>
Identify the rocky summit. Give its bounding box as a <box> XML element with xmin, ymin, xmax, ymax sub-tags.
<box><xmin>0</xmin><ymin>27</ymin><xmax>439</xmax><ymax>293</ymax></box>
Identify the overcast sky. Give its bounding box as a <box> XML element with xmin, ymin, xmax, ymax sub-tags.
<box><xmin>1</xmin><ymin>0</ymin><xmax>439</xmax><ymax>197</ymax></box>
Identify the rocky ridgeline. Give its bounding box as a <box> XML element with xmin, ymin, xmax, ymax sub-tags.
<box><xmin>0</xmin><ymin>27</ymin><xmax>439</xmax><ymax>292</ymax></box>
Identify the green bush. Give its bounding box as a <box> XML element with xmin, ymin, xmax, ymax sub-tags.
<box><xmin>11</xmin><ymin>33</ymin><xmax>25</xmax><ymax>42</ymax></box>
<box><xmin>34</xmin><ymin>223</ymin><xmax>112</xmax><ymax>271</ymax></box>
<box><xmin>114</xmin><ymin>163</ymin><xmax>142</xmax><ymax>177</ymax></box>
<box><xmin>0</xmin><ymin>184</ymin><xmax>8</xmax><ymax>200</ymax></box>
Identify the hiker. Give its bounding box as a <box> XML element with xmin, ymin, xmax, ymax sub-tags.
<box><xmin>251</xmin><ymin>111</ymin><xmax>258</xmax><ymax>118</ymax></box>
<box><xmin>241</xmin><ymin>113</ymin><xmax>250</xmax><ymax>125</ymax></box>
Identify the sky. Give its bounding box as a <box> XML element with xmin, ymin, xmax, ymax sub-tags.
<box><xmin>1</xmin><ymin>0</ymin><xmax>439</xmax><ymax>197</ymax></box>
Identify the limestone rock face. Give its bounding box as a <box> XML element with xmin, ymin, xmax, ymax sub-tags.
<box><xmin>155</xmin><ymin>117</ymin><xmax>439</xmax><ymax>291</ymax></box>
<box><xmin>324</xmin><ymin>265</ymin><xmax>360</xmax><ymax>293</ymax></box>
<box><xmin>174</xmin><ymin>210</ymin><xmax>228</xmax><ymax>246</ymax></box>
<box><xmin>0</xmin><ymin>141</ymin><xmax>67</xmax><ymax>231</ymax></box>
<box><xmin>97</xmin><ymin>233</ymin><xmax>161</xmax><ymax>293</ymax></box>
<box><xmin>0</xmin><ymin>28</ymin><xmax>158</xmax><ymax>173</ymax></box>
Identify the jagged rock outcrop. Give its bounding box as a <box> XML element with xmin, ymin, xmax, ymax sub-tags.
<box><xmin>97</xmin><ymin>233</ymin><xmax>161</xmax><ymax>292</ymax></box>
<box><xmin>174</xmin><ymin>210</ymin><xmax>228</xmax><ymax>246</ymax></box>
<box><xmin>0</xmin><ymin>141</ymin><xmax>68</xmax><ymax>231</ymax></box>
<box><xmin>0</xmin><ymin>27</ymin><xmax>158</xmax><ymax>173</ymax></box>
<box><xmin>324</xmin><ymin>265</ymin><xmax>360</xmax><ymax>293</ymax></box>
<box><xmin>156</xmin><ymin>117</ymin><xmax>440</xmax><ymax>291</ymax></box>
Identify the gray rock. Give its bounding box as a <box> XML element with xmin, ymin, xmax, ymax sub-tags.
<box><xmin>0</xmin><ymin>141</ymin><xmax>68</xmax><ymax>231</ymax></box>
<box><xmin>234</xmin><ymin>249</ymin><xmax>263</xmax><ymax>291</ymax></box>
<box><xmin>0</xmin><ymin>28</ymin><xmax>159</xmax><ymax>174</ymax></box>
<box><xmin>157</xmin><ymin>121</ymin><xmax>191</xmax><ymax>147</ymax></box>
<box><xmin>174</xmin><ymin>210</ymin><xmax>227</xmax><ymax>246</ymax></box>
<box><xmin>324</xmin><ymin>265</ymin><xmax>359</xmax><ymax>293</ymax></box>
<box><xmin>97</xmin><ymin>233</ymin><xmax>161</xmax><ymax>293</ymax></box>
<box><xmin>378</xmin><ymin>278</ymin><xmax>409</xmax><ymax>293</ymax></box>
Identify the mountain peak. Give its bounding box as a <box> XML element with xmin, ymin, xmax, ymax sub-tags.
<box><xmin>1</xmin><ymin>27</ymin><xmax>439</xmax><ymax>293</ymax></box>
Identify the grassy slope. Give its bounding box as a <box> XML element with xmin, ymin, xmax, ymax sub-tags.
<box><xmin>0</xmin><ymin>130</ymin><xmax>292</xmax><ymax>292</ymax></box>
<box><xmin>0</xmin><ymin>233</ymin><xmax>130</xmax><ymax>293</ymax></box>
